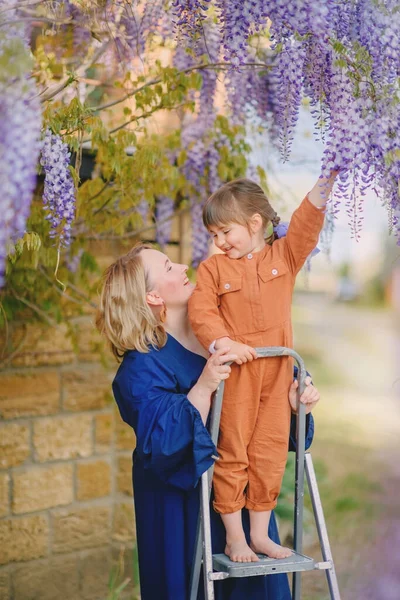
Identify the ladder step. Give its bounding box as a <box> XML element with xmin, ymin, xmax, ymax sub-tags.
<box><xmin>212</xmin><ymin>551</ymin><xmax>315</xmax><ymax>578</ymax></box>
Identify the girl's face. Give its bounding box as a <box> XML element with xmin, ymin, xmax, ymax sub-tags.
<box><xmin>141</xmin><ymin>249</ymin><xmax>193</xmax><ymax>308</ymax></box>
<box><xmin>208</xmin><ymin>222</ymin><xmax>262</xmax><ymax>259</ymax></box>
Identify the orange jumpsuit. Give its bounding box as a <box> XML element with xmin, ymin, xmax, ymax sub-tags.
<box><xmin>188</xmin><ymin>196</ymin><xmax>325</xmax><ymax>514</ymax></box>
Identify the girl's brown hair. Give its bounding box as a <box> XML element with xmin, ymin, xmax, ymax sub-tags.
<box><xmin>95</xmin><ymin>244</ymin><xmax>167</xmax><ymax>361</ymax></box>
<box><xmin>203</xmin><ymin>178</ymin><xmax>280</xmax><ymax>244</ymax></box>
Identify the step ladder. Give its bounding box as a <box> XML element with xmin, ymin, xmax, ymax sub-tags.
<box><xmin>189</xmin><ymin>347</ymin><xmax>341</xmax><ymax>600</ymax></box>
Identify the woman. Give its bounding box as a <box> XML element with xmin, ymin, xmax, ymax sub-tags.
<box><xmin>96</xmin><ymin>244</ymin><xmax>320</xmax><ymax>600</ymax></box>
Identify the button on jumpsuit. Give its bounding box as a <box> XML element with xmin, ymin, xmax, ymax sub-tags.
<box><xmin>188</xmin><ymin>196</ymin><xmax>325</xmax><ymax>514</ymax></box>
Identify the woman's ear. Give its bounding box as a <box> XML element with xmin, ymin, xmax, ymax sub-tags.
<box><xmin>146</xmin><ymin>291</ymin><xmax>164</xmax><ymax>307</ymax></box>
<box><xmin>250</xmin><ymin>213</ymin><xmax>263</xmax><ymax>234</ymax></box>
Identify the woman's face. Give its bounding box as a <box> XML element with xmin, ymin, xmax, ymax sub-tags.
<box><xmin>141</xmin><ymin>249</ymin><xmax>193</xmax><ymax>308</ymax></box>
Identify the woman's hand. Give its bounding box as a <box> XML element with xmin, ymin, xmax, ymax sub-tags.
<box><xmin>288</xmin><ymin>376</ymin><xmax>320</xmax><ymax>415</ymax></box>
<box><xmin>197</xmin><ymin>347</ymin><xmax>238</xmax><ymax>394</ymax></box>
<box><xmin>188</xmin><ymin>347</ymin><xmax>237</xmax><ymax>423</ymax></box>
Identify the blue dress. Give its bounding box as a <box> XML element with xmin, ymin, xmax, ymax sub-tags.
<box><xmin>112</xmin><ymin>335</ymin><xmax>314</xmax><ymax>600</ymax></box>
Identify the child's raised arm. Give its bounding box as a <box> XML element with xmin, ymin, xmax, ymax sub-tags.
<box><xmin>308</xmin><ymin>171</ymin><xmax>339</xmax><ymax>208</ymax></box>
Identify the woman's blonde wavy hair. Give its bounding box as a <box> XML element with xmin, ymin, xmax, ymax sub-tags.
<box><xmin>95</xmin><ymin>244</ymin><xmax>167</xmax><ymax>361</ymax></box>
<box><xmin>203</xmin><ymin>178</ymin><xmax>280</xmax><ymax>245</ymax></box>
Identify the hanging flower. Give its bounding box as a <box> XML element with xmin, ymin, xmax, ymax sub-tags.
<box><xmin>40</xmin><ymin>130</ymin><xmax>76</xmax><ymax>248</ymax></box>
<box><xmin>0</xmin><ymin>6</ymin><xmax>42</xmax><ymax>286</ymax></box>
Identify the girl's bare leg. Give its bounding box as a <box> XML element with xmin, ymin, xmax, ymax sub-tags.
<box><xmin>221</xmin><ymin>510</ymin><xmax>259</xmax><ymax>563</ymax></box>
<box><xmin>249</xmin><ymin>510</ymin><xmax>292</xmax><ymax>559</ymax></box>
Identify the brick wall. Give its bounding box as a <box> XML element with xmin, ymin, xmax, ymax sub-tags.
<box><xmin>0</xmin><ymin>318</ymin><xmax>138</xmax><ymax>600</ymax></box>
<box><xmin>0</xmin><ymin>213</ymin><xmax>194</xmax><ymax>600</ymax></box>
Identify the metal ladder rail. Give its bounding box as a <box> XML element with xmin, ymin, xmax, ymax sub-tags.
<box><xmin>305</xmin><ymin>453</ymin><xmax>341</xmax><ymax>599</ymax></box>
<box><xmin>189</xmin><ymin>346</ymin><xmax>309</xmax><ymax>600</ymax></box>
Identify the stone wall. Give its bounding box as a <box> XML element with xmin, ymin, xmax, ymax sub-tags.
<box><xmin>0</xmin><ymin>317</ymin><xmax>138</xmax><ymax>600</ymax></box>
<box><xmin>0</xmin><ymin>212</ymin><xmax>194</xmax><ymax>600</ymax></box>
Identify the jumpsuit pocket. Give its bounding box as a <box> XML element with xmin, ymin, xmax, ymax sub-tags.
<box><xmin>217</xmin><ymin>277</ymin><xmax>242</xmax><ymax>319</ymax></box>
<box><xmin>258</xmin><ymin>259</ymin><xmax>292</xmax><ymax>329</ymax></box>
<box><xmin>217</xmin><ymin>277</ymin><xmax>242</xmax><ymax>296</ymax></box>
<box><xmin>258</xmin><ymin>259</ymin><xmax>290</xmax><ymax>283</ymax></box>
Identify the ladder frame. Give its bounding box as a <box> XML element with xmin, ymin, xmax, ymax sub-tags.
<box><xmin>189</xmin><ymin>346</ymin><xmax>341</xmax><ymax>600</ymax></box>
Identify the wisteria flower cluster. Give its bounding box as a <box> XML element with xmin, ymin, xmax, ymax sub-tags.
<box><xmin>0</xmin><ymin>4</ymin><xmax>42</xmax><ymax>286</ymax></box>
<box><xmin>172</xmin><ymin>0</ymin><xmax>211</xmax><ymax>40</ymax></box>
<box><xmin>155</xmin><ymin>0</ymin><xmax>400</xmax><ymax>253</ymax></box>
<box><xmin>3</xmin><ymin>0</ymin><xmax>400</xmax><ymax>283</ymax></box>
<box><xmin>170</xmin><ymin>0</ymin><xmax>400</xmax><ymax>243</ymax></box>
<box><xmin>40</xmin><ymin>130</ymin><xmax>76</xmax><ymax>248</ymax></box>
<box><xmin>156</xmin><ymin>196</ymin><xmax>175</xmax><ymax>248</ymax></box>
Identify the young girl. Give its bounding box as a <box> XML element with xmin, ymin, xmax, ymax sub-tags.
<box><xmin>188</xmin><ymin>174</ymin><xmax>337</xmax><ymax>564</ymax></box>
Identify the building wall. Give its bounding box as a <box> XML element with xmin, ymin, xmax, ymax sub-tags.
<box><xmin>0</xmin><ymin>213</ymin><xmax>192</xmax><ymax>600</ymax></box>
<box><xmin>0</xmin><ymin>319</ymin><xmax>137</xmax><ymax>600</ymax></box>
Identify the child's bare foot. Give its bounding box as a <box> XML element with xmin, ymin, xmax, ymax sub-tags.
<box><xmin>250</xmin><ymin>536</ymin><xmax>292</xmax><ymax>559</ymax></box>
<box><xmin>225</xmin><ymin>539</ymin><xmax>259</xmax><ymax>563</ymax></box>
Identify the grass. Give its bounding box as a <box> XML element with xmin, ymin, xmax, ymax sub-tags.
<box><xmin>107</xmin><ymin>546</ymin><xmax>140</xmax><ymax>600</ymax></box>
<box><xmin>291</xmin><ymin>341</ymin><xmax>386</xmax><ymax>599</ymax></box>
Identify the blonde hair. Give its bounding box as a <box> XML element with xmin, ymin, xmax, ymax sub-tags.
<box><xmin>95</xmin><ymin>244</ymin><xmax>167</xmax><ymax>361</ymax></box>
<box><xmin>203</xmin><ymin>178</ymin><xmax>280</xmax><ymax>245</ymax></box>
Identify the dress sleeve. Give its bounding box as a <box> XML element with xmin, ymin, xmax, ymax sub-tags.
<box><xmin>188</xmin><ymin>258</ymin><xmax>230</xmax><ymax>349</ymax></box>
<box><xmin>284</xmin><ymin>195</ymin><xmax>325</xmax><ymax>275</ymax></box>
<box><xmin>112</xmin><ymin>353</ymin><xmax>217</xmax><ymax>491</ymax></box>
<box><xmin>288</xmin><ymin>414</ymin><xmax>314</xmax><ymax>452</ymax></box>
<box><xmin>288</xmin><ymin>365</ymin><xmax>314</xmax><ymax>451</ymax></box>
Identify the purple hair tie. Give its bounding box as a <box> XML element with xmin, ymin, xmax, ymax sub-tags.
<box><xmin>273</xmin><ymin>221</ymin><xmax>320</xmax><ymax>258</ymax></box>
<box><xmin>273</xmin><ymin>222</ymin><xmax>289</xmax><ymax>238</ymax></box>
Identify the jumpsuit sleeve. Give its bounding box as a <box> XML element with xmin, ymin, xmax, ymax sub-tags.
<box><xmin>284</xmin><ymin>195</ymin><xmax>325</xmax><ymax>275</ymax></box>
<box><xmin>289</xmin><ymin>365</ymin><xmax>314</xmax><ymax>451</ymax></box>
<box><xmin>112</xmin><ymin>353</ymin><xmax>217</xmax><ymax>491</ymax></box>
<box><xmin>188</xmin><ymin>257</ymin><xmax>231</xmax><ymax>350</ymax></box>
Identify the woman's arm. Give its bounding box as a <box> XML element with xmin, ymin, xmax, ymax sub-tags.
<box><xmin>188</xmin><ymin>347</ymin><xmax>236</xmax><ymax>423</ymax></box>
<box><xmin>112</xmin><ymin>348</ymin><xmax>235</xmax><ymax>490</ymax></box>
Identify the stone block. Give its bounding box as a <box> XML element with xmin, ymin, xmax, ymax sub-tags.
<box><xmin>0</xmin><ymin>473</ymin><xmax>10</xmax><ymax>518</ymax></box>
<box><xmin>0</xmin><ymin>371</ymin><xmax>60</xmax><ymax>419</ymax></box>
<box><xmin>94</xmin><ymin>413</ymin><xmax>113</xmax><ymax>453</ymax></box>
<box><xmin>75</xmin><ymin>318</ymin><xmax>107</xmax><ymax>363</ymax></box>
<box><xmin>62</xmin><ymin>367</ymin><xmax>113</xmax><ymax>412</ymax></box>
<box><xmin>0</xmin><ymin>424</ymin><xmax>30</xmax><ymax>469</ymax></box>
<box><xmin>76</xmin><ymin>459</ymin><xmax>111</xmax><ymax>501</ymax></box>
<box><xmin>10</xmin><ymin>323</ymin><xmax>75</xmax><ymax>367</ymax></box>
<box><xmin>13</xmin><ymin>555</ymin><xmax>79</xmax><ymax>600</ymax></box>
<box><xmin>12</xmin><ymin>464</ymin><xmax>73</xmax><ymax>514</ymax></box>
<box><xmin>112</xmin><ymin>502</ymin><xmax>136</xmax><ymax>543</ymax></box>
<box><xmin>0</xmin><ymin>515</ymin><xmax>48</xmax><ymax>565</ymax></box>
<box><xmin>33</xmin><ymin>415</ymin><xmax>92</xmax><ymax>462</ymax></box>
<box><xmin>115</xmin><ymin>416</ymin><xmax>136</xmax><ymax>451</ymax></box>
<box><xmin>0</xmin><ymin>571</ymin><xmax>10</xmax><ymax>600</ymax></box>
<box><xmin>116</xmin><ymin>456</ymin><xmax>133</xmax><ymax>496</ymax></box>
<box><xmin>52</xmin><ymin>506</ymin><xmax>111</xmax><ymax>553</ymax></box>
<box><xmin>79</xmin><ymin>548</ymin><xmax>111</xmax><ymax>600</ymax></box>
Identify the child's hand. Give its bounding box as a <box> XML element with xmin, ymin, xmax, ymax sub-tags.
<box><xmin>215</xmin><ymin>337</ymin><xmax>257</xmax><ymax>365</ymax></box>
<box><xmin>288</xmin><ymin>376</ymin><xmax>320</xmax><ymax>414</ymax></box>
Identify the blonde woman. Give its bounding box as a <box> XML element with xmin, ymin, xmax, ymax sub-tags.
<box><xmin>96</xmin><ymin>244</ymin><xmax>320</xmax><ymax>600</ymax></box>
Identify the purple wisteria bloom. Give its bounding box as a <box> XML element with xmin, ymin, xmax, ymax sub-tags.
<box><xmin>172</xmin><ymin>0</ymin><xmax>211</xmax><ymax>40</ymax></box>
<box><xmin>40</xmin><ymin>130</ymin><xmax>76</xmax><ymax>248</ymax></box>
<box><xmin>0</xmin><ymin>4</ymin><xmax>42</xmax><ymax>286</ymax></box>
<box><xmin>155</xmin><ymin>196</ymin><xmax>175</xmax><ymax>248</ymax></box>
